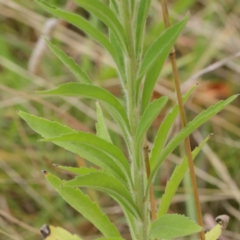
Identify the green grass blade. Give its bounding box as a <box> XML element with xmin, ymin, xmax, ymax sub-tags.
<box><xmin>36</xmin><ymin>0</ymin><xmax>119</xmax><ymax>66</ymax></box>
<box><xmin>36</xmin><ymin>83</ymin><xmax>130</xmax><ymax>139</ymax></box>
<box><xmin>45</xmin><ymin>39</ymin><xmax>92</xmax><ymax>84</ymax></box>
<box><xmin>74</xmin><ymin>0</ymin><xmax>127</xmax><ymax>53</ymax></box>
<box><xmin>44</xmin><ymin>172</ymin><xmax>121</xmax><ymax>238</ymax></box>
<box><xmin>157</xmin><ymin>134</ymin><xmax>212</xmax><ymax>217</ymax></box>
<box><xmin>63</xmin><ymin>171</ymin><xmax>141</xmax><ymax>218</ymax></box>
<box><xmin>150</xmin><ymin>214</ymin><xmax>202</xmax><ymax>239</ymax></box>
<box><xmin>17</xmin><ymin>112</ymin><xmax>128</xmax><ymax>185</ymax></box>
<box><xmin>149</xmin><ymin>94</ymin><xmax>238</xmax><ymax>188</ymax></box>
<box><xmin>136</xmin><ymin>96</ymin><xmax>168</xmax><ymax>161</ymax></box>
<box><xmin>150</xmin><ymin>84</ymin><xmax>197</xmax><ymax>168</ymax></box>
<box><xmin>138</xmin><ymin>15</ymin><xmax>188</xmax><ymax>79</ymax></box>
<box><xmin>96</xmin><ymin>102</ymin><xmax>112</xmax><ymax>143</ymax></box>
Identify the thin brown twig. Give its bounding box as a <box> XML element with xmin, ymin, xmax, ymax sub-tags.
<box><xmin>0</xmin><ymin>209</ymin><xmax>40</xmax><ymax>235</ymax></box>
<box><xmin>143</xmin><ymin>143</ymin><xmax>157</xmax><ymax>221</ymax></box>
<box><xmin>160</xmin><ymin>1</ymin><xmax>205</xmax><ymax>239</ymax></box>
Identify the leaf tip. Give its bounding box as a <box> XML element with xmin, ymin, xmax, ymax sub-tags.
<box><xmin>52</xmin><ymin>163</ymin><xmax>59</xmax><ymax>167</ymax></box>
<box><xmin>41</xmin><ymin>170</ymin><xmax>48</xmax><ymax>175</ymax></box>
<box><xmin>208</xmin><ymin>133</ymin><xmax>214</xmax><ymax>137</ymax></box>
<box><xmin>185</xmin><ymin>11</ymin><xmax>191</xmax><ymax>19</ymax></box>
<box><xmin>216</xmin><ymin>214</ymin><xmax>230</xmax><ymax>230</ymax></box>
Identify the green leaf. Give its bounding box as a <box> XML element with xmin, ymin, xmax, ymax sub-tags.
<box><xmin>96</xmin><ymin>102</ymin><xmax>112</xmax><ymax>143</ymax></box>
<box><xmin>53</xmin><ymin>165</ymin><xmax>98</xmax><ymax>175</ymax></box>
<box><xmin>74</xmin><ymin>0</ymin><xmax>127</xmax><ymax>53</ymax></box>
<box><xmin>141</xmin><ymin>54</ymin><xmax>167</xmax><ymax>112</ymax></box>
<box><xmin>17</xmin><ymin>112</ymin><xmax>128</xmax><ymax>185</ymax></box>
<box><xmin>109</xmin><ymin>0</ymin><xmax>119</xmax><ymax>14</ymax></box>
<box><xmin>135</xmin><ymin>0</ymin><xmax>151</xmax><ymax>60</ymax></box>
<box><xmin>149</xmin><ymin>94</ymin><xmax>238</xmax><ymax>188</ymax></box>
<box><xmin>136</xmin><ymin>16</ymin><xmax>188</xmax><ymax>102</ymax></box>
<box><xmin>136</xmin><ymin>96</ymin><xmax>168</xmax><ymax>160</ymax></box>
<box><xmin>40</xmin><ymin>225</ymin><xmax>82</xmax><ymax>240</ymax></box>
<box><xmin>138</xmin><ymin>15</ymin><xmax>188</xmax><ymax>79</ymax></box>
<box><xmin>40</xmin><ymin>131</ymin><xmax>131</xmax><ymax>182</ymax></box>
<box><xmin>44</xmin><ymin>172</ymin><xmax>121</xmax><ymax>238</ymax></box>
<box><xmin>150</xmin><ymin>84</ymin><xmax>197</xmax><ymax>168</ymax></box>
<box><xmin>108</xmin><ymin>0</ymin><xmax>125</xmax><ymax>84</ymax></box>
<box><xmin>37</xmin><ymin>83</ymin><xmax>130</xmax><ymax>140</ymax></box>
<box><xmin>157</xmin><ymin>134</ymin><xmax>212</xmax><ymax>217</ymax></box>
<box><xmin>63</xmin><ymin>171</ymin><xmax>140</xmax><ymax>218</ymax></box>
<box><xmin>45</xmin><ymin>39</ymin><xmax>91</xmax><ymax>84</ymax></box>
<box><xmin>36</xmin><ymin>0</ymin><xmax>119</xmax><ymax>66</ymax></box>
<box><xmin>150</xmin><ymin>214</ymin><xmax>202</xmax><ymax>239</ymax></box>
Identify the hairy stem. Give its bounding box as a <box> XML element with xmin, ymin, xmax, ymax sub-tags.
<box><xmin>160</xmin><ymin>1</ymin><xmax>205</xmax><ymax>240</ymax></box>
<box><xmin>119</xmin><ymin>1</ymin><xmax>148</xmax><ymax>239</ymax></box>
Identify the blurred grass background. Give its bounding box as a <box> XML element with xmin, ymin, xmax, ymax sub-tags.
<box><xmin>0</xmin><ymin>0</ymin><xmax>240</xmax><ymax>239</ymax></box>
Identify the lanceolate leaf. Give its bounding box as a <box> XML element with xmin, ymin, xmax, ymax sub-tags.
<box><xmin>40</xmin><ymin>132</ymin><xmax>131</xmax><ymax>180</ymax></box>
<box><xmin>36</xmin><ymin>0</ymin><xmax>119</xmax><ymax>66</ymax></box>
<box><xmin>157</xmin><ymin>134</ymin><xmax>212</xmax><ymax>217</ymax></box>
<box><xmin>44</xmin><ymin>172</ymin><xmax>121</xmax><ymax>238</ymax></box>
<box><xmin>150</xmin><ymin>84</ymin><xmax>197</xmax><ymax>168</ymax></box>
<box><xmin>45</xmin><ymin>40</ymin><xmax>92</xmax><ymax>84</ymax></box>
<box><xmin>108</xmin><ymin>0</ymin><xmax>125</xmax><ymax>84</ymax></box>
<box><xmin>138</xmin><ymin>15</ymin><xmax>188</xmax><ymax>79</ymax></box>
<box><xmin>36</xmin><ymin>83</ymin><xmax>130</xmax><ymax>139</ymax></box>
<box><xmin>136</xmin><ymin>96</ymin><xmax>168</xmax><ymax>160</ymax></box>
<box><xmin>135</xmin><ymin>0</ymin><xmax>151</xmax><ymax>61</ymax></box>
<box><xmin>63</xmin><ymin>171</ymin><xmax>141</xmax><ymax>218</ymax></box>
<box><xmin>148</xmin><ymin>94</ymin><xmax>238</xmax><ymax>188</ymax></box>
<box><xmin>150</xmin><ymin>214</ymin><xmax>202</xmax><ymax>239</ymax></box>
<box><xmin>74</xmin><ymin>0</ymin><xmax>127</xmax><ymax>53</ymax></box>
<box><xmin>109</xmin><ymin>0</ymin><xmax>119</xmax><ymax>15</ymax></box>
<box><xmin>54</xmin><ymin>165</ymin><xmax>98</xmax><ymax>175</ymax></box>
<box><xmin>17</xmin><ymin>112</ymin><xmax>128</xmax><ymax>185</ymax></box>
<box><xmin>141</xmin><ymin>53</ymin><xmax>167</xmax><ymax>112</ymax></box>
<box><xmin>96</xmin><ymin>102</ymin><xmax>112</xmax><ymax>143</ymax></box>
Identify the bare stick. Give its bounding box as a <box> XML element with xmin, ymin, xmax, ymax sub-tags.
<box><xmin>160</xmin><ymin>1</ymin><xmax>205</xmax><ymax>239</ymax></box>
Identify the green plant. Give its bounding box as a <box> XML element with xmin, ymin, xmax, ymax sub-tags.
<box><xmin>17</xmin><ymin>0</ymin><xmax>237</xmax><ymax>239</ymax></box>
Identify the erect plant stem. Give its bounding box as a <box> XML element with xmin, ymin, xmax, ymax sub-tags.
<box><xmin>144</xmin><ymin>143</ymin><xmax>157</xmax><ymax>221</ymax></box>
<box><xmin>160</xmin><ymin>1</ymin><xmax>205</xmax><ymax>240</ymax></box>
<box><xmin>119</xmin><ymin>2</ymin><xmax>148</xmax><ymax>239</ymax></box>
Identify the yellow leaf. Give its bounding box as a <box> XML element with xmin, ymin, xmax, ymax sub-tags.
<box><xmin>205</xmin><ymin>224</ymin><xmax>222</xmax><ymax>240</ymax></box>
<box><xmin>205</xmin><ymin>215</ymin><xmax>229</xmax><ymax>240</ymax></box>
<box><xmin>40</xmin><ymin>225</ymin><xmax>82</xmax><ymax>240</ymax></box>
